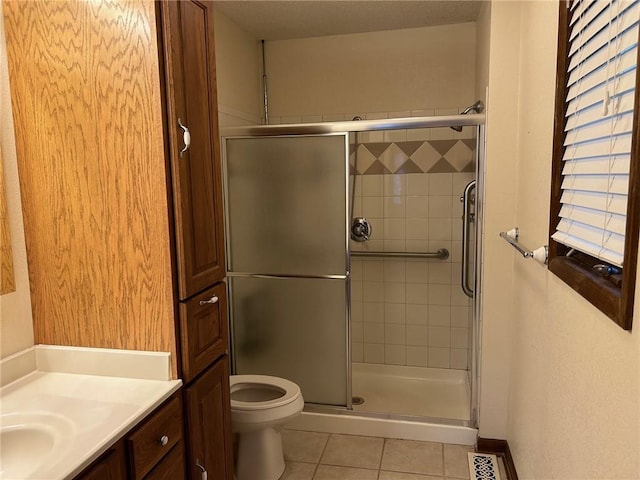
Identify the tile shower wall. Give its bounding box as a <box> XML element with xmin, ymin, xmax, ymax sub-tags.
<box><xmin>349</xmin><ymin>129</ymin><xmax>475</xmax><ymax>370</ymax></box>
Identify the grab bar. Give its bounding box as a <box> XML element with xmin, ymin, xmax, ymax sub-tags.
<box><xmin>351</xmin><ymin>249</ymin><xmax>449</xmax><ymax>260</ymax></box>
<box><xmin>499</xmin><ymin>228</ymin><xmax>548</xmax><ymax>264</ymax></box>
<box><xmin>461</xmin><ymin>180</ymin><xmax>476</xmax><ymax>298</ymax></box>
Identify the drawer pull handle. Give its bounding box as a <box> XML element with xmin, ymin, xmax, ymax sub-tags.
<box><xmin>199</xmin><ymin>295</ymin><xmax>219</xmax><ymax>306</ymax></box>
<box><xmin>159</xmin><ymin>435</ymin><xmax>169</xmax><ymax>447</ymax></box>
<box><xmin>196</xmin><ymin>460</ymin><xmax>208</xmax><ymax>480</ymax></box>
<box><xmin>178</xmin><ymin>117</ymin><xmax>191</xmax><ymax>157</ymax></box>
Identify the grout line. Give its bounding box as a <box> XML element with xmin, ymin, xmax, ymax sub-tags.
<box><xmin>375</xmin><ymin>437</ymin><xmax>387</xmax><ymax>480</ymax></box>
<box><xmin>312</xmin><ymin>432</ymin><xmax>332</xmax><ymax>477</ymax></box>
<box><xmin>294</xmin><ymin>431</ymin><xmax>473</xmax><ymax>480</ymax></box>
<box><xmin>378</xmin><ymin>437</ymin><xmax>386</xmax><ymax>470</ymax></box>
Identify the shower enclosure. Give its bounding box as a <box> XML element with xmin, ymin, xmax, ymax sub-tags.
<box><xmin>222</xmin><ymin>112</ymin><xmax>484</xmax><ymax>430</ymax></box>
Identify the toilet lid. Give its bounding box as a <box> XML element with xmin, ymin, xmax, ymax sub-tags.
<box><xmin>230</xmin><ymin>375</ymin><xmax>301</xmax><ymax>411</ymax></box>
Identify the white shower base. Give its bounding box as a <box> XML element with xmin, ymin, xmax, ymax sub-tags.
<box><xmin>351</xmin><ymin>363</ymin><xmax>470</xmax><ymax>421</ymax></box>
<box><xmin>287</xmin><ymin>362</ymin><xmax>476</xmax><ymax>445</ymax></box>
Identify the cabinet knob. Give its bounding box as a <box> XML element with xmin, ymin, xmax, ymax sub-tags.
<box><xmin>159</xmin><ymin>435</ymin><xmax>169</xmax><ymax>447</ymax></box>
<box><xmin>178</xmin><ymin>117</ymin><xmax>191</xmax><ymax>157</ymax></box>
<box><xmin>199</xmin><ymin>295</ymin><xmax>219</xmax><ymax>306</ymax></box>
<box><xmin>196</xmin><ymin>460</ymin><xmax>208</xmax><ymax>480</ymax></box>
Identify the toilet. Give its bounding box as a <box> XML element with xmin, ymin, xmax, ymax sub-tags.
<box><xmin>230</xmin><ymin>375</ymin><xmax>304</xmax><ymax>480</ymax></box>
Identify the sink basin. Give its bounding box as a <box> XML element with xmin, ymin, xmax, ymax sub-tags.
<box><xmin>0</xmin><ymin>413</ymin><xmax>74</xmax><ymax>479</ymax></box>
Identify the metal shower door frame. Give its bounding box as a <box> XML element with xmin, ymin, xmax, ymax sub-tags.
<box><xmin>470</xmin><ymin>124</ymin><xmax>486</xmax><ymax>428</ymax></box>
<box><xmin>221</xmin><ymin>114</ymin><xmax>486</xmax><ymax>425</ymax></box>
<box><xmin>221</xmin><ymin>132</ymin><xmax>353</xmax><ymax>409</ymax></box>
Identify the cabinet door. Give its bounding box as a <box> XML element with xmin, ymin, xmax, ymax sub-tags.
<box><xmin>159</xmin><ymin>0</ymin><xmax>226</xmax><ymax>300</ymax></box>
<box><xmin>144</xmin><ymin>443</ymin><xmax>186</xmax><ymax>480</ymax></box>
<box><xmin>127</xmin><ymin>395</ymin><xmax>184</xmax><ymax>480</ymax></box>
<box><xmin>180</xmin><ymin>283</ymin><xmax>228</xmax><ymax>383</ymax></box>
<box><xmin>74</xmin><ymin>442</ymin><xmax>127</xmax><ymax>480</ymax></box>
<box><xmin>185</xmin><ymin>357</ymin><xmax>233</xmax><ymax>480</ymax></box>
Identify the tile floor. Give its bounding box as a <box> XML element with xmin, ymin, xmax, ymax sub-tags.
<box><xmin>279</xmin><ymin>429</ymin><xmax>475</xmax><ymax>480</ymax></box>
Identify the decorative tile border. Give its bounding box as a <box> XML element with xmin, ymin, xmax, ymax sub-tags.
<box><xmin>351</xmin><ymin>139</ymin><xmax>476</xmax><ymax>174</ymax></box>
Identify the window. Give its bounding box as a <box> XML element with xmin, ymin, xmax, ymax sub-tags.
<box><xmin>549</xmin><ymin>0</ymin><xmax>640</xmax><ymax>330</ymax></box>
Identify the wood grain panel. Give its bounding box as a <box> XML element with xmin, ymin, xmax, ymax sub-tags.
<box><xmin>144</xmin><ymin>443</ymin><xmax>186</xmax><ymax>480</ymax></box>
<box><xmin>127</xmin><ymin>395</ymin><xmax>183</xmax><ymax>480</ymax></box>
<box><xmin>548</xmin><ymin>0</ymin><xmax>638</xmax><ymax>329</ymax></box>
<box><xmin>185</xmin><ymin>356</ymin><xmax>233</xmax><ymax>480</ymax></box>
<box><xmin>3</xmin><ymin>1</ymin><xmax>177</xmax><ymax>373</ymax></box>
<box><xmin>74</xmin><ymin>441</ymin><xmax>127</xmax><ymax>480</ymax></box>
<box><xmin>0</xmin><ymin>146</ymin><xmax>16</xmax><ymax>294</ymax></box>
<box><xmin>476</xmin><ymin>438</ymin><xmax>519</xmax><ymax>480</ymax></box>
<box><xmin>159</xmin><ymin>0</ymin><xmax>226</xmax><ymax>300</ymax></box>
<box><xmin>179</xmin><ymin>283</ymin><xmax>228</xmax><ymax>383</ymax></box>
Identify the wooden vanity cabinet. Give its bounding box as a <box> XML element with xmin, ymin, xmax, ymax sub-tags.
<box><xmin>185</xmin><ymin>356</ymin><xmax>234</xmax><ymax>480</ymax></box>
<box><xmin>74</xmin><ymin>393</ymin><xmax>186</xmax><ymax>480</ymax></box>
<box><xmin>144</xmin><ymin>443</ymin><xmax>187</xmax><ymax>480</ymax></box>
<box><xmin>4</xmin><ymin>1</ymin><xmax>232</xmax><ymax>479</ymax></box>
<box><xmin>126</xmin><ymin>395</ymin><xmax>184</xmax><ymax>479</ymax></box>
<box><xmin>158</xmin><ymin>2</ymin><xmax>233</xmax><ymax>479</ymax></box>
<box><xmin>158</xmin><ymin>0</ymin><xmax>226</xmax><ymax>301</ymax></box>
<box><xmin>179</xmin><ymin>283</ymin><xmax>229</xmax><ymax>385</ymax></box>
<box><xmin>76</xmin><ymin>442</ymin><xmax>128</xmax><ymax>480</ymax></box>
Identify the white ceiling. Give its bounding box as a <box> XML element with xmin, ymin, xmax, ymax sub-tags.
<box><xmin>214</xmin><ymin>1</ymin><xmax>483</xmax><ymax>41</ymax></box>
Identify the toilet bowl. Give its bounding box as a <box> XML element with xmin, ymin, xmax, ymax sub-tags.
<box><xmin>230</xmin><ymin>375</ymin><xmax>304</xmax><ymax>480</ymax></box>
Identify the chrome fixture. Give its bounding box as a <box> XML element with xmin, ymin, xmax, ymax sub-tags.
<box><xmin>451</xmin><ymin>100</ymin><xmax>484</xmax><ymax>132</ymax></box>
<box><xmin>349</xmin><ymin>117</ymin><xmax>369</xmax><ymax>245</ymax></box>
<box><xmin>352</xmin><ymin>248</ymin><xmax>449</xmax><ymax>260</ymax></box>
<box><xmin>351</xmin><ymin>217</ymin><xmax>372</xmax><ymax>242</ymax></box>
<box><xmin>499</xmin><ymin>228</ymin><xmax>548</xmax><ymax>264</ymax></box>
<box><xmin>261</xmin><ymin>39</ymin><xmax>269</xmax><ymax>124</ymax></box>
<box><xmin>221</xmin><ymin>112</ymin><xmax>485</xmax><ymax>137</ymax></box>
<box><xmin>461</xmin><ymin>180</ymin><xmax>476</xmax><ymax>297</ymax></box>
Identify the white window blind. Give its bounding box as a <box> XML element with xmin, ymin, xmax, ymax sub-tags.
<box><xmin>552</xmin><ymin>0</ymin><xmax>639</xmax><ymax>268</ymax></box>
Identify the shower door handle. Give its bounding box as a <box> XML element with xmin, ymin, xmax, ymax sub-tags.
<box><xmin>461</xmin><ymin>180</ymin><xmax>476</xmax><ymax>298</ymax></box>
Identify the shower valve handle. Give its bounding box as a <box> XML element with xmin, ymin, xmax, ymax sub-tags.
<box><xmin>354</xmin><ymin>224</ymin><xmax>369</xmax><ymax>240</ymax></box>
<box><xmin>351</xmin><ymin>217</ymin><xmax>372</xmax><ymax>242</ymax></box>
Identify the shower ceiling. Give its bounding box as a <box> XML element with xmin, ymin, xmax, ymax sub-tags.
<box><xmin>214</xmin><ymin>1</ymin><xmax>483</xmax><ymax>40</ymax></box>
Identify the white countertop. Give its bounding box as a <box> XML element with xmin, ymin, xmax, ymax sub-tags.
<box><xmin>0</xmin><ymin>346</ymin><xmax>182</xmax><ymax>480</ymax></box>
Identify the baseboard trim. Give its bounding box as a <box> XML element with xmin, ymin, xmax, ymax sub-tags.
<box><xmin>477</xmin><ymin>438</ymin><xmax>518</xmax><ymax>480</ymax></box>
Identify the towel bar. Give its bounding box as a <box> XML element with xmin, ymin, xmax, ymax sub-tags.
<box><xmin>351</xmin><ymin>249</ymin><xmax>449</xmax><ymax>260</ymax></box>
<box><xmin>499</xmin><ymin>228</ymin><xmax>548</xmax><ymax>264</ymax></box>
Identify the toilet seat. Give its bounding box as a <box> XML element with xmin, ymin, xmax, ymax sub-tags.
<box><xmin>229</xmin><ymin>374</ymin><xmax>304</xmax><ymax>480</ymax></box>
<box><xmin>230</xmin><ymin>375</ymin><xmax>301</xmax><ymax>411</ymax></box>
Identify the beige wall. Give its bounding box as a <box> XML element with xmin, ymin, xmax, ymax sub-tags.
<box><xmin>213</xmin><ymin>8</ymin><xmax>262</xmax><ymax>126</ymax></box>
<box><xmin>474</xmin><ymin>1</ymin><xmax>491</xmax><ymax>102</ymax></box>
<box><xmin>0</xmin><ymin>3</ymin><xmax>34</xmax><ymax>359</ymax></box>
<box><xmin>478</xmin><ymin>0</ymin><xmax>521</xmax><ymax>440</ymax></box>
<box><xmin>483</xmin><ymin>1</ymin><xmax>640</xmax><ymax>477</ymax></box>
<box><xmin>265</xmin><ymin>23</ymin><xmax>477</xmax><ymax>117</ymax></box>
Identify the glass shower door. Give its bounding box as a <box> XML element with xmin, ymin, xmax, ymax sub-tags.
<box><xmin>224</xmin><ymin>134</ymin><xmax>349</xmax><ymax>406</ymax></box>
